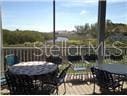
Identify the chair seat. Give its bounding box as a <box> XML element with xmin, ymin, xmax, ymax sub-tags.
<box><xmin>108</xmin><ymin>81</ymin><xmax>121</xmax><ymax>89</ymax></box>
<box><xmin>32</xmin><ymin>84</ymin><xmax>56</xmax><ymax>95</ymax></box>
<box><xmin>120</xmin><ymin>76</ymin><xmax>127</xmax><ymax>81</ymax></box>
<box><xmin>73</xmin><ymin>67</ymin><xmax>87</xmax><ymax>71</ymax></box>
<box><xmin>0</xmin><ymin>76</ymin><xmax>6</xmax><ymax>85</ymax></box>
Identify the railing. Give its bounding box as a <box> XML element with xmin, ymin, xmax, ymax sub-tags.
<box><xmin>3</xmin><ymin>47</ymin><xmax>127</xmax><ymax>62</ymax></box>
<box><xmin>1</xmin><ymin>47</ymin><xmax>127</xmax><ymax>80</ymax></box>
<box><xmin>3</xmin><ymin>47</ymin><xmax>46</xmax><ymax>62</ymax></box>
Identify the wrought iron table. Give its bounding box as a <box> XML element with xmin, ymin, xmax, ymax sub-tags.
<box><xmin>100</xmin><ymin>64</ymin><xmax>127</xmax><ymax>76</ymax></box>
<box><xmin>8</xmin><ymin>61</ymin><xmax>58</xmax><ymax>94</ymax></box>
<box><xmin>9</xmin><ymin>61</ymin><xmax>57</xmax><ymax>76</ymax></box>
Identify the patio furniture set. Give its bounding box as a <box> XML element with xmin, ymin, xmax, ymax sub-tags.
<box><xmin>1</xmin><ymin>54</ymin><xmax>127</xmax><ymax>95</ymax></box>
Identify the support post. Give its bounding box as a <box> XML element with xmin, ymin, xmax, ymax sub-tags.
<box><xmin>97</xmin><ymin>0</ymin><xmax>106</xmax><ymax>67</ymax></box>
<box><xmin>53</xmin><ymin>0</ymin><xmax>56</xmax><ymax>45</ymax></box>
<box><xmin>0</xmin><ymin>6</ymin><xmax>3</xmax><ymax>75</ymax></box>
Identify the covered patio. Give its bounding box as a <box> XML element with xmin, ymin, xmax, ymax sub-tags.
<box><xmin>0</xmin><ymin>0</ymin><xmax>127</xmax><ymax>95</ymax></box>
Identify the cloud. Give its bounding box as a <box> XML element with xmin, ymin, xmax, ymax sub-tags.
<box><xmin>107</xmin><ymin>0</ymin><xmax>127</xmax><ymax>3</ymax></box>
<box><xmin>60</xmin><ymin>0</ymin><xmax>97</xmax><ymax>8</ymax></box>
<box><xmin>60</xmin><ymin>0</ymin><xmax>127</xmax><ymax>8</ymax></box>
<box><xmin>80</xmin><ymin>10</ymin><xmax>87</xmax><ymax>16</ymax></box>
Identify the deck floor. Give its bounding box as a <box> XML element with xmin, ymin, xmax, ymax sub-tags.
<box><xmin>1</xmin><ymin>75</ymin><xmax>127</xmax><ymax>95</ymax></box>
<box><xmin>58</xmin><ymin>75</ymin><xmax>127</xmax><ymax>95</ymax></box>
<box><xmin>59</xmin><ymin>80</ymin><xmax>100</xmax><ymax>95</ymax></box>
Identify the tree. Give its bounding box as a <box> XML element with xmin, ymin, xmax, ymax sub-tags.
<box><xmin>75</xmin><ymin>23</ymin><xmax>90</xmax><ymax>36</ymax></box>
<box><xmin>3</xmin><ymin>29</ymin><xmax>53</xmax><ymax>46</ymax></box>
<box><xmin>75</xmin><ymin>23</ymin><xmax>97</xmax><ymax>38</ymax></box>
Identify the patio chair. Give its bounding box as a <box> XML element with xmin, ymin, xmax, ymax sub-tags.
<box><xmin>0</xmin><ymin>76</ymin><xmax>6</xmax><ymax>86</ymax></box>
<box><xmin>5</xmin><ymin>70</ymin><xmax>55</xmax><ymax>95</ymax></box>
<box><xmin>43</xmin><ymin>64</ymin><xmax>71</xmax><ymax>95</ymax></box>
<box><xmin>5</xmin><ymin>54</ymin><xmax>19</xmax><ymax>68</ymax></box>
<box><xmin>67</xmin><ymin>55</ymin><xmax>91</xmax><ymax>81</ymax></box>
<box><xmin>83</xmin><ymin>54</ymin><xmax>98</xmax><ymax>75</ymax></box>
<box><xmin>2</xmin><ymin>54</ymin><xmax>19</xmax><ymax>87</ymax></box>
<box><xmin>109</xmin><ymin>54</ymin><xmax>123</xmax><ymax>64</ymax></box>
<box><xmin>46</xmin><ymin>55</ymin><xmax>62</xmax><ymax>65</ymax></box>
<box><xmin>83</xmin><ymin>54</ymin><xmax>98</xmax><ymax>66</ymax></box>
<box><xmin>83</xmin><ymin>54</ymin><xmax>98</xmax><ymax>62</ymax></box>
<box><xmin>67</xmin><ymin>55</ymin><xmax>89</xmax><ymax>71</ymax></box>
<box><xmin>5</xmin><ymin>70</ymin><xmax>35</xmax><ymax>95</ymax></box>
<box><xmin>91</xmin><ymin>67</ymin><xmax>124</xmax><ymax>93</ymax></box>
<box><xmin>110</xmin><ymin>54</ymin><xmax>123</xmax><ymax>61</ymax></box>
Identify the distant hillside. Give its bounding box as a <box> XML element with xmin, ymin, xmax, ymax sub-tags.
<box><xmin>3</xmin><ymin>20</ymin><xmax>127</xmax><ymax>46</ymax></box>
<box><xmin>3</xmin><ymin>29</ymin><xmax>53</xmax><ymax>45</ymax></box>
<box><xmin>56</xmin><ymin>20</ymin><xmax>127</xmax><ymax>40</ymax></box>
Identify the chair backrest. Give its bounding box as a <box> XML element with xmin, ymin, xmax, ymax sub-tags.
<box><xmin>46</xmin><ymin>55</ymin><xmax>62</xmax><ymax>65</ymax></box>
<box><xmin>67</xmin><ymin>55</ymin><xmax>82</xmax><ymax>62</ymax></box>
<box><xmin>91</xmin><ymin>67</ymin><xmax>96</xmax><ymax>76</ymax></box>
<box><xmin>91</xmin><ymin>67</ymin><xmax>114</xmax><ymax>87</ymax></box>
<box><xmin>58</xmin><ymin>64</ymin><xmax>71</xmax><ymax>82</ymax></box>
<box><xmin>83</xmin><ymin>54</ymin><xmax>98</xmax><ymax>62</ymax></box>
<box><xmin>5</xmin><ymin>71</ymin><xmax>34</xmax><ymax>95</ymax></box>
<box><xmin>5</xmin><ymin>54</ymin><xmax>19</xmax><ymax>66</ymax></box>
<box><xmin>0</xmin><ymin>76</ymin><xmax>6</xmax><ymax>86</ymax></box>
<box><xmin>110</xmin><ymin>54</ymin><xmax>123</xmax><ymax>61</ymax></box>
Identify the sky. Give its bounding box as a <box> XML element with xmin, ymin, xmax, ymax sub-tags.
<box><xmin>1</xmin><ymin>0</ymin><xmax>127</xmax><ymax>32</ymax></box>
